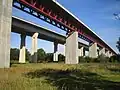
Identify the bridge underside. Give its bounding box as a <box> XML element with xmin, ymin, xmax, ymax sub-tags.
<box><xmin>12</xmin><ymin>0</ymin><xmax>116</xmax><ymax>55</ymax></box>
<box><xmin>0</xmin><ymin>0</ymin><xmax>116</xmax><ymax>68</ymax></box>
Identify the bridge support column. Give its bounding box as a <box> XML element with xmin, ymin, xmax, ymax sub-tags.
<box><xmin>106</xmin><ymin>51</ymin><xmax>110</xmax><ymax>57</ymax></box>
<box><xmin>89</xmin><ymin>43</ymin><xmax>98</xmax><ymax>58</ymax></box>
<box><xmin>53</xmin><ymin>42</ymin><xmax>58</xmax><ymax>62</ymax></box>
<box><xmin>65</xmin><ymin>31</ymin><xmax>78</xmax><ymax>64</ymax></box>
<box><xmin>110</xmin><ymin>52</ymin><xmax>113</xmax><ymax>57</ymax></box>
<box><xmin>31</xmin><ymin>33</ymin><xmax>39</xmax><ymax>63</ymax></box>
<box><xmin>99</xmin><ymin>48</ymin><xmax>105</xmax><ymax>56</ymax></box>
<box><xmin>19</xmin><ymin>34</ymin><xmax>26</xmax><ymax>63</ymax></box>
<box><xmin>109</xmin><ymin>52</ymin><xmax>112</xmax><ymax>57</ymax></box>
<box><xmin>0</xmin><ymin>0</ymin><xmax>13</xmax><ymax>68</ymax></box>
<box><xmin>78</xmin><ymin>47</ymin><xmax>84</xmax><ymax>57</ymax></box>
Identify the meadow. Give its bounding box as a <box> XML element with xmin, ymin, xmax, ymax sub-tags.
<box><xmin>0</xmin><ymin>63</ymin><xmax>120</xmax><ymax>90</ymax></box>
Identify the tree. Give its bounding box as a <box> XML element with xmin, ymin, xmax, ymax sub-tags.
<box><xmin>26</xmin><ymin>49</ymin><xmax>31</xmax><ymax>61</ymax></box>
<box><xmin>116</xmin><ymin>37</ymin><xmax>120</xmax><ymax>53</ymax></box>
<box><xmin>45</xmin><ymin>53</ymin><xmax>53</xmax><ymax>62</ymax></box>
<box><xmin>10</xmin><ymin>48</ymin><xmax>19</xmax><ymax>60</ymax></box>
<box><xmin>37</xmin><ymin>48</ymin><xmax>46</xmax><ymax>62</ymax></box>
<box><xmin>10</xmin><ymin>48</ymin><xmax>30</xmax><ymax>61</ymax></box>
<box><xmin>58</xmin><ymin>54</ymin><xmax>65</xmax><ymax>62</ymax></box>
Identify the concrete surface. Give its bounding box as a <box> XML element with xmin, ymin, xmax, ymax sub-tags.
<box><xmin>0</xmin><ymin>0</ymin><xmax>13</xmax><ymax>68</ymax></box>
<box><xmin>65</xmin><ymin>31</ymin><xmax>78</xmax><ymax>64</ymax></box>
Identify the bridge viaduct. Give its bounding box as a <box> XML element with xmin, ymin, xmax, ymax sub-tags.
<box><xmin>12</xmin><ymin>16</ymin><xmax>89</xmax><ymax>63</ymax></box>
<box><xmin>0</xmin><ymin>0</ymin><xmax>117</xmax><ymax>68</ymax></box>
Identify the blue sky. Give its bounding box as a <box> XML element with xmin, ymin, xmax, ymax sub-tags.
<box><xmin>11</xmin><ymin>0</ymin><xmax>120</xmax><ymax>54</ymax></box>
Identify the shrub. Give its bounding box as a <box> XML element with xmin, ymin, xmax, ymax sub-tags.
<box><xmin>79</xmin><ymin>56</ymin><xmax>93</xmax><ymax>63</ymax></box>
<box><xmin>79</xmin><ymin>56</ymin><xmax>85</xmax><ymax>63</ymax></box>
<box><xmin>45</xmin><ymin>53</ymin><xmax>53</xmax><ymax>62</ymax></box>
<box><xmin>109</xmin><ymin>55</ymin><xmax>120</xmax><ymax>63</ymax></box>
<box><xmin>84</xmin><ymin>57</ymin><xmax>92</xmax><ymax>63</ymax></box>
<box><xmin>58</xmin><ymin>54</ymin><xmax>65</xmax><ymax>62</ymax></box>
<box><xmin>97</xmin><ymin>54</ymin><xmax>109</xmax><ymax>63</ymax></box>
<box><xmin>37</xmin><ymin>48</ymin><xmax>46</xmax><ymax>62</ymax></box>
<box><xmin>10</xmin><ymin>48</ymin><xmax>19</xmax><ymax>60</ymax></box>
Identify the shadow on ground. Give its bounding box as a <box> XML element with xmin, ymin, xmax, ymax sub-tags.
<box><xmin>24</xmin><ymin>69</ymin><xmax>120</xmax><ymax>90</ymax></box>
<box><xmin>108</xmin><ymin>68</ymin><xmax>120</xmax><ymax>73</ymax></box>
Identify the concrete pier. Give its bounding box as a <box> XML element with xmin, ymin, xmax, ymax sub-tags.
<box><xmin>89</xmin><ymin>43</ymin><xmax>98</xmax><ymax>58</ymax></box>
<box><xmin>80</xmin><ymin>47</ymin><xmax>84</xmax><ymax>56</ymax></box>
<box><xmin>109</xmin><ymin>52</ymin><xmax>112</xmax><ymax>57</ymax></box>
<box><xmin>99</xmin><ymin>48</ymin><xmax>105</xmax><ymax>56</ymax></box>
<box><xmin>78</xmin><ymin>47</ymin><xmax>84</xmax><ymax>57</ymax></box>
<box><xmin>65</xmin><ymin>31</ymin><xmax>78</xmax><ymax>64</ymax></box>
<box><xmin>0</xmin><ymin>0</ymin><xmax>13</xmax><ymax>68</ymax></box>
<box><xmin>106</xmin><ymin>50</ymin><xmax>110</xmax><ymax>57</ymax></box>
<box><xmin>31</xmin><ymin>32</ymin><xmax>39</xmax><ymax>63</ymax></box>
<box><xmin>53</xmin><ymin>42</ymin><xmax>58</xmax><ymax>61</ymax></box>
<box><xmin>19</xmin><ymin>34</ymin><xmax>26</xmax><ymax>63</ymax></box>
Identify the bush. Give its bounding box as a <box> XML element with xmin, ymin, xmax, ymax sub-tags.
<box><xmin>37</xmin><ymin>48</ymin><xmax>46</xmax><ymax>62</ymax></box>
<box><xmin>97</xmin><ymin>54</ymin><xmax>109</xmax><ymax>63</ymax></box>
<box><xmin>45</xmin><ymin>53</ymin><xmax>53</xmax><ymax>62</ymax></box>
<box><xmin>58</xmin><ymin>54</ymin><xmax>65</xmax><ymax>62</ymax></box>
<box><xmin>79</xmin><ymin>54</ymin><xmax>110</xmax><ymax>63</ymax></box>
<box><xmin>92</xmin><ymin>58</ymin><xmax>100</xmax><ymax>63</ymax></box>
<box><xmin>79</xmin><ymin>56</ymin><xmax>93</xmax><ymax>63</ymax></box>
<box><xmin>109</xmin><ymin>55</ymin><xmax>120</xmax><ymax>63</ymax></box>
<box><xmin>79</xmin><ymin>56</ymin><xmax>85</xmax><ymax>63</ymax></box>
<box><xmin>84</xmin><ymin>57</ymin><xmax>92</xmax><ymax>63</ymax></box>
<box><xmin>45</xmin><ymin>53</ymin><xmax>65</xmax><ymax>62</ymax></box>
<box><xmin>26</xmin><ymin>49</ymin><xmax>31</xmax><ymax>61</ymax></box>
<box><xmin>10</xmin><ymin>48</ymin><xmax>19</xmax><ymax>60</ymax></box>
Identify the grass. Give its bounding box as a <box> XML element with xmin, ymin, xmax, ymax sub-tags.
<box><xmin>0</xmin><ymin>62</ymin><xmax>120</xmax><ymax>90</ymax></box>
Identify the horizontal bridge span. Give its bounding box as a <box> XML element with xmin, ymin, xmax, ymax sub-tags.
<box><xmin>13</xmin><ymin>0</ymin><xmax>117</xmax><ymax>55</ymax></box>
<box><xmin>12</xmin><ymin>16</ymin><xmax>89</xmax><ymax>49</ymax></box>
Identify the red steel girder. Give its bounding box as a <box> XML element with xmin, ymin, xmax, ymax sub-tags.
<box><xmin>15</xmin><ymin>0</ymin><xmax>110</xmax><ymax>50</ymax></box>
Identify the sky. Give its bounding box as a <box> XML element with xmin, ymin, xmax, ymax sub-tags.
<box><xmin>11</xmin><ymin>0</ymin><xmax>120</xmax><ymax>54</ymax></box>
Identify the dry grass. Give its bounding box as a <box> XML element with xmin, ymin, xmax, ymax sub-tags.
<box><xmin>0</xmin><ymin>63</ymin><xmax>120</xmax><ymax>90</ymax></box>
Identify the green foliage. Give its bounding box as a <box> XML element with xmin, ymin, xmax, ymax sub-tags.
<box><xmin>10</xmin><ymin>48</ymin><xmax>30</xmax><ymax>61</ymax></box>
<box><xmin>79</xmin><ymin>56</ymin><xmax>99</xmax><ymax>63</ymax></box>
<box><xmin>79</xmin><ymin>54</ymin><xmax>110</xmax><ymax>63</ymax></box>
<box><xmin>79</xmin><ymin>56</ymin><xmax>84</xmax><ymax>62</ymax></box>
<box><xmin>58</xmin><ymin>54</ymin><xmax>65</xmax><ymax>62</ymax></box>
<box><xmin>10</xmin><ymin>47</ymin><xmax>120</xmax><ymax>64</ymax></box>
<box><xmin>116</xmin><ymin>37</ymin><xmax>120</xmax><ymax>53</ymax></box>
<box><xmin>109</xmin><ymin>55</ymin><xmax>120</xmax><ymax>63</ymax></box>
<box><xmin>45</xmin><ymin>53</ymin><xmax>53</xmax><ymax>62</ymax></box>
<box><xmin>37</xmin><ymin>48</ymin><xmax>46</xmax><ymax>62</ymax></box>
<box><xmin>10</xmin><ymin>48</ymin><xmax>19</xmax><ymax>60</ymax></box>
<box><xmin>10</xmin><ymin>48</ymin><xmax>65</xmax><ymax>63</ymax></box>
<box><xmin>84</xmin><ymin>57</ymin><xmax>92</xmax><ymax>63</ymax></box>
<box><xmin>98</xmin><ymin>54</ymin><xmax>109</xmax><ymax>63</ymax></box>
<box><xmin>26</xmin><ymin>49</ymin><xmax>31</xmax><ymax>61</ymax></box>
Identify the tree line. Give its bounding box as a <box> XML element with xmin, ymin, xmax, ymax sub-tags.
<box><xmin>10</xmin><ymin>37</ymin><xmax>120</xmax><ymax>63</ymax></box>
<box><xmin>10</xmin><ymin>48</ymin><xmax>65</xmax><ymax>63</ymax></box>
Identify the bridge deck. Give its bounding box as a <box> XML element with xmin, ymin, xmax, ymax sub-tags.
<box><xmin>13</xmin><ymin>0</ymin><xmax>116</xmax><ymax>54</ymax></box>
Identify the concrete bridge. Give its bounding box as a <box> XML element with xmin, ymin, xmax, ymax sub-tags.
<box><xmin>12</xmin><ymin>16</ymin><xmax>89</xmax><ymax>63</ymax></box>
<box><xmin>0</xmin><ymin>0</ymin><xmax>117</xmax><ymax>68</ymax></box>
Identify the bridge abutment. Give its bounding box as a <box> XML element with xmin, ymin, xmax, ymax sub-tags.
<box><xmin>30</xmin><ymin>32</ymin><xmax>39</xmax><ymax>63</ymax></box>
<box><xmin>65</xmin><ymin>31</ymin><xmax>78</xmax><ymax>64</ymax></box>
<box><xmin>0</xmin><ymin>0</ymin><xmax>13</xmax><ymax>68</ymax></box>
<box><xmin>19</xmin><ymin>34</ymin><xmax>26</xmax><ymax>63</ymax></box>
